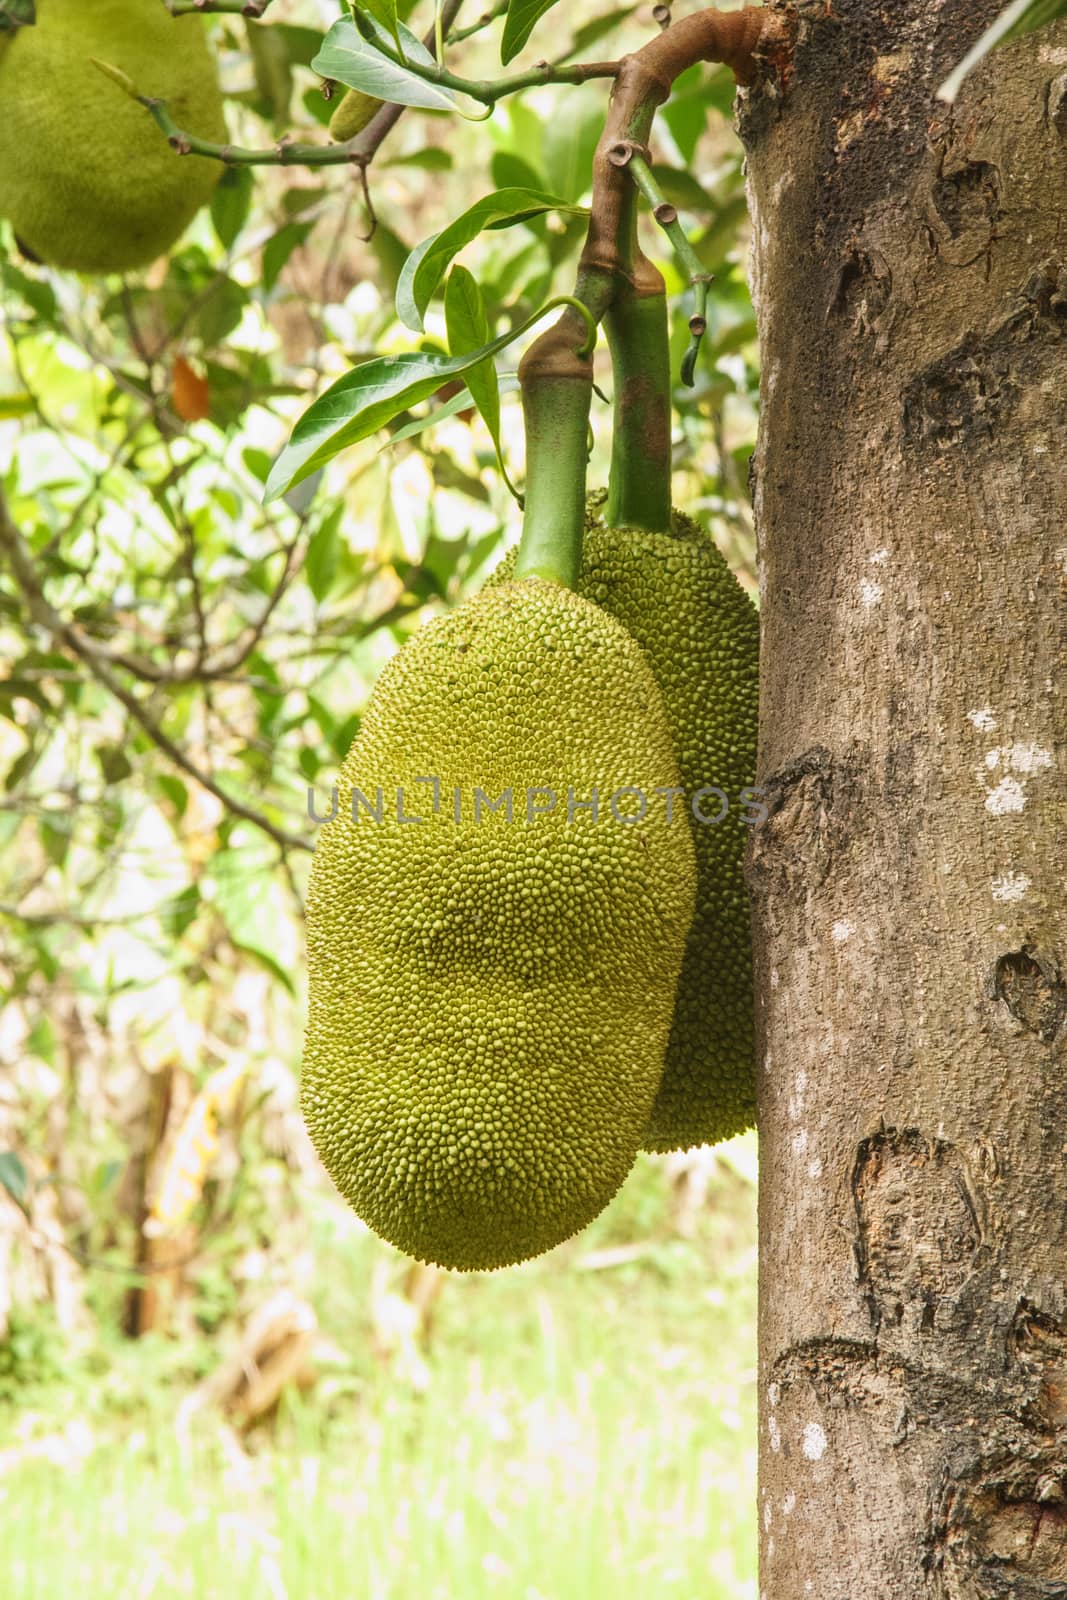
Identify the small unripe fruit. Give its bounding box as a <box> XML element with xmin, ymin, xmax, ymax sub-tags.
<box><xmin>328</xmin><ymin>87</ymin><xmax>381</xmax><ymax>142</ymax></box>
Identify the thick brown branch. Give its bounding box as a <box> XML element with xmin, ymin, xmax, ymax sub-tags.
<box><xmin>527</xmin><ymin>4</ymin><xmax>785</xmax><ymax>386</ymax></box>
<box><xmin>581</xmin><ymin>4</ymin><xmax>785</xmax><ymax>288</ymax></box>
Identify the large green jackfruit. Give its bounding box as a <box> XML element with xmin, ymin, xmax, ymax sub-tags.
<box><xmin>303</xmin><ymin>578</ymin><xmax>697</xmax><ymax>1270</ymax></box>
<box><xmin>0</xmin><ymin>0</ymin><xmax>226</xmax><ymax>273</ymax></box>
<box><xmin>491</xmin><ymin>497</ymin><xmax>759</xmax><ymax>1152</ymax></box>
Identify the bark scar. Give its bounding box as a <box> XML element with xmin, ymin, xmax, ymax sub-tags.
<box><xmin>994</xmin><ymin>952</ymin><xmax>1067</xmax><ymax>1045</ymax></box>
<box><xmin>852</xmin><ymin>1126</ymin><xmax>983</xmax><ymax>1336</ymax></box>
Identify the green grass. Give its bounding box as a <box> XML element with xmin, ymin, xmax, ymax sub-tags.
<box><xmin>0</xmin><ymin>1143</ymin><xmax>757</xmax><ymax>1600</ymax></box>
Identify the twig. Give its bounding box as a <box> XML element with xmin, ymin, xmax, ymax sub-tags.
<box><xmin>0</xmin><ymin>902</ymin><xmax>169</xmax><ymax>928</ymax></box>
<box><xmin>127</xmin><ymin>54</ymin><xmax>618</xmax><ymax>166</ymax></box>
<box><xmin>578</xmin><ymin>6</ymin><xmax>781</xmax><ymax>295</ymax></box>
<box><xmin>449</xmin><ymin>1</ymin><xmax>508</xmax><ymax>44</ymax></box>
<box><xmin>0</xmin><ymin>486</ymin><xmax>311</xmax><ymax>854</ymax></box>
<box><xmin>99</xmin><ymin>0</ymin><xmax>472</xmax><ymax>175</ymax></box>
<box><xmin>627</xmin><ymin>151</ymin><xmax>713</xmax><ymax>385</ymax></box>
<box><xmin>344</xmin><ymin>18</ymin><xmax>620</xmax><ymax>108</ymax></box>
<box><xmin>0</xmin><ymin>389</ymin><xmax>309</xmax><ymax>687</ymax></box>
<box><xmin>342</xmin><ymin>0</ymin><xmax>466</xmax><ymax>168</ymax></box>
<box><xmin>520</xmin><ymin>6</ymin><xmax>784</xmax><ymax>389</ymax></box>
<box><xmin>165</xmin><ymin>0</ymin><xmax>272</xmax><ymax>15</ymax></box>
<box><xmin>136</xmin><ymin>104</ymin><xmax>373</xmax><ymax>167</ymax></box>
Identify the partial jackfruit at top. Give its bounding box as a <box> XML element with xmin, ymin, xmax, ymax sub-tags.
<box><xmin>302</xmin><ymin>578</ymin><xmax>697</xmax><ymax>1271</ymax></box>
<box><xmin>491</xmin><ymin>495</ymin><xmax>759</xmax><ymax>1153</ymax></box>
<box><xmin>0</xmin><ymin>0</ymin><xmax>226</xmax><ymax>273</ymax></box>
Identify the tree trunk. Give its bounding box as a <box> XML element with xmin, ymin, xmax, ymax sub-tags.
<box><xmin>742</xmin><ymin>3</ymin><xmax>1067</xmax><ymax>1594</ymax></box>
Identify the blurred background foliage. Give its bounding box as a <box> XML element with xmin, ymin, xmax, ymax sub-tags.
<box><xmin>0</xmin><ymin>1</ymin><xmax>758</xmax><ymax>1593</ymax></box>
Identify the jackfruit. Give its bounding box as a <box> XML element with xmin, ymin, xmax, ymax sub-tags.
<box><xmin>0</xmin><ymin>0</ymin><xmax>226</xmax><ymax>273</ymax></box>
<box><xmin>328</xmin><ymin>87</ymin><xmax>380</xmax><ymax>143</ymax></box>
<box><xmin>302</xmin><ymin>578</ymin><xmax>697</xmax><ymax>1271</ymax></box>
<box><xmin>491</xmin><ymin>496</ymin><xmax>759</xmax><ymax>1152</ymax></box>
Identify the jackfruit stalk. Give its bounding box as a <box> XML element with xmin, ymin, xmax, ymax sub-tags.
<box><xmin>0</xmin><ymin>0</ymin><xmax>226</xmax><ymax>272</ymax></box>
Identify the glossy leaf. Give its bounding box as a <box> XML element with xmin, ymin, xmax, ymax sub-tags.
<box><xmin>383</xmin><ymin>375</ymin><xmax>520</xmax><ymax>446</ymax></box>
<box><xmin>396</xmin><ymin>187</ymin><xmax>584</xmax><ymax>331</ymax></box>
<box><xmin>312</xmin><ymin>15</ymin><xmax>458</xmax><ymax>113</ymax></box>
<box><xmin>444</xmin><ymin>266</ymin><xmax>509</xmax><ymax>487</ymax></box>
<box><xmin>501</xmin><ymin>0</ymin><xmax>561</xmax><ymax>65</ymax></box>
<box><xmin>355</xmin><ymin>0</ymin><xmax>401</xmax><ymax>53</ymax></box>
<box><xmin>265</xmin><ymin>312</ymin><xmax>552</xmax><ymax>498</ymax></box>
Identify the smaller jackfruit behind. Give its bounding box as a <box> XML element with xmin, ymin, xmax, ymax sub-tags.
<box><xmin>303</xmin><ymin>578</ymin><xmax>697</xmax><ymax>1271</ymax></box>
<box><xmin>491</xmin><ymin>494</ymin><xmax>760</xmax><ymax>1153</ymax></box>
<box><xmin>328</xmin><ymin>87</ymin><xmax>381</xmax><ymax>142</ymax></box>
<box><xmin>0</xmin><ymin>0</ymin><xmax>226</xmax><ymax>273</ymax></box>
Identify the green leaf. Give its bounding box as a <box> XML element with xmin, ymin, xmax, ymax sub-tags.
<box><xmin>305</xmin><ymin>514</ymin><xmax>341</xmax><ymax>601</ymax></box>
<box><xmin>242</xmin><ymin>447</ymin><xmax>273</xmax><ymax>484</ymax></box>
<box><xmin>191</xmin><ymin>277</ymin><xmax>249</xmax><ymax>346</ymax></box>
<box><xmin>0</xmin><ymin>261</ymin><xmax>57</xmax><ymax>321</ymax></box>
<box><xmin>157</xmin><ymin>775</ymin><xmax>189</xmax><ymax>818</ymax></box>
<box><xmin>649</xmin><ymin>164</ymin><xmax>717</xmax><ymax>214</ymax></box>
<box><xmin>490</xmin><ymin>151</ymin><xmax>545</xmax><ymax>192</ymax></box>
<box><xmin>501</xmin><ymin>0</ymin><xmax>561</xmax><ymax>65</ymax></box>
<box><xmin>383</xmin><ymin>147</ymin><xmax>452</xmax><ymax>171</ymax></box>
<box><xmin>368</xmin><ymin>219</ymin><xmax>411</xmax><ymax>296</ymax></box>
<box><xmin>564</xmin><ymin>5</ymin><xmax>638</xmax><ymax>58</ymax></box>
<box><xmin>246</xmin><ymin>17</ymin><xmax>293</xmax><ymax>121</ymax></box>
<box><xmin>262</xmin><ymin>222</ymin><xmax>314</xmax><ymax>293</ymax></box>
<box><xmin>265</xmin><ymin>308</ymin><xmax>556</xmax><ymax>498</ymax></box>
<box><xmin>444</xmin><ymin>265</ymin><xmax>510</xmax><ymax>488</ymax></box>
<box><xmin>312</xmin><ymin>15</ymin><xmax>458</xmax><ymax>113</ymax></box>
<box><xmin>96</xmin><ymin>745</ymin><xmax>133</xmax><ymax>784</ymax></box>
<box><xmin>302</xmin><ymin>83</ymin><xmax>335</xmax><ymax>128</ymax></box>
<box><xmin>937</xmin><ymin>0</ymin><xmax>1067</xmax><ymax>101</ymax></box>
<box><xmin>0</xmin><ymin>0</ymin><xmax>35</xmax><ymax>33</ymax></box>
<box><xmin>395</xmin><ymin>187</ymin><xmax>583</xmax><ymax>331</ymax></box>
<box><xmin>40</xmin><ymin>816</ymin><xmax>68</xmax><ymax>868</ymax></box>
<box><xmin>542</xmin><ymin>84</ymin><xmax>604</xmax><ymax>203</ymax></box>
<box><xmin>90</xmin><ymin>1159</ymin><xmax>123</xmax><ymax>1196</ymax></box>
<box><xmin>207</xmin><ymin>847</ymin><xmax>296</xmax><ymax>995</ymax></box>
<box><xmin>355</xmin><ymin>0</ymin><xmax>401</xmax><ymax>53</ymax></box>
<box><xmin>210</xmin><ymin>167</ymin><xmax>254</xmax><ymax>251</ymax></box>
<box><xmin>161</xmin><ymin>884</ymin><xmax>200</xmax><ymax>940</ymax></box>
<box><xmin>659</xmin><ymin>63</ymin><xmax>727</xmax><ymax>164</ymax></box>
<box><xmin>384</xmin><ymin>378</ymin><xmax>519</xmax><ymax>446</ymax></box>
<box><xmin>273</xmin><ymin>23</ymin><xmax>328</xmax><ymax>67</ymax></box>
<box><xmin>0</xmin><ymin>1151</ymin><xmax>28</xmax><ymax>1213</ymax></box>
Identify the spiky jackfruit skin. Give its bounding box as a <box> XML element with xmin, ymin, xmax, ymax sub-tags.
<box><xmin>491</xmin><ymin>500</ymin><xmax>759</xmax><ymax>1152</ymax></box>
<box><xmin>303</xmin><ymin>578</ymin><xmax>697</xmax><ymax>1271</ymax></box>
<box><xmin>0</xmin><ymin>0</ymin><xmax>225</xmax><ymax>273</ymax></box>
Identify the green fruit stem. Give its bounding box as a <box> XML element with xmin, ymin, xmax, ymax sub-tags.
<box><xmin>572</xmin><ymin>6</ymin><xmax>778</xmax><ymax>533</ymax></box>
<box><xmin>513</xmin><ymin>310</ymin><xmax>595</xmax><ymax>589</ymax></box>
<box><xmin>511</xmin><ymin>10</ymin><xmax>779</xmax><ymax>582</ymax></box>
<box><xmin>604</xmin><ymin>279</ymin><xmax>673</xmax><ymax>535</ymax></box>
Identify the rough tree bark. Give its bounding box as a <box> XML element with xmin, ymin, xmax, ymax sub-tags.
<box><xmin>741</xmin><ymin>2</ymin><xmax>1067</xmax><ymax>1594</ymax></box>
